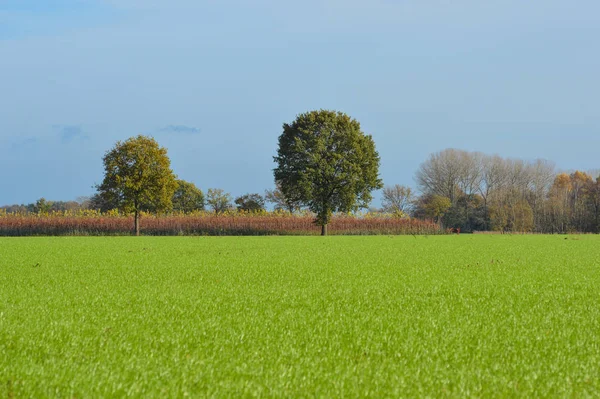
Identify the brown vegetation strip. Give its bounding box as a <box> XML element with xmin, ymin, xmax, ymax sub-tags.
<box><xmin>0</xmin><ymin>212</ymin><xmax>442</xmax><ymax>236</ymax></box>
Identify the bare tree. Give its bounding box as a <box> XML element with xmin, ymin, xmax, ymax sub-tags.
<box><xmin>265</xmin><ymin>182</ymin><xmax>302</xmax><ymax>213</ymax></box>
<box><xmin>381</xmin><ymin>185</ymin><xmax>414</xmax><ymax>215</ymax></box>
<box><xmin>415</xmin><ymin>149</ymin><xmax>463</xmax><ymax>203</ymax></box>
<box><xmin>528</xmin><ymin>159</ymin><xmax>555</xmax><ymax>230</ymax></box>
<box><xmin>479</xmin><ymin>154</ymin><xmax>507</xmax><ymax>208</ymax></box>
<box><xmin>414</xmin><ymin>149</ymin><xmax>569</xmax><ymax>233</ymax></box>
<box><xmin>457</xmin><ymin>151</ymin><xmax>483</xmax><ymax>197</ymax></box>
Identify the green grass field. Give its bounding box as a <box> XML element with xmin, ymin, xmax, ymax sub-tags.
<box><xmin>1</xmin><ymin>236</ymin><xmax>599</xmax><ymax>397</ymax></box>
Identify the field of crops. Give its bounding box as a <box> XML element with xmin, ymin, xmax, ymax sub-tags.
<box><xmin>1</xmin><ymin>236</ymin><xmax>599</xmax><ymax>397</ymax></box>
<box><xmin>0</xmin><ymin>212</ymin><xmax>441</xmax><ymax>236</ymax></box>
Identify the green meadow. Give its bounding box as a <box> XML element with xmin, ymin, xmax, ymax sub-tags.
<box><xmin>1</xmin><ymin>236</ymin><xmax>599</xmax><ymax>397</ymax></box>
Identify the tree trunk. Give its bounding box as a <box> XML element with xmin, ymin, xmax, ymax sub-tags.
<box><xmin>321</xmin><ymin>224</ymin><xmax>328</xmax><ymax>236</ymax></box>
<box><xmin>134</xmin><ymin>210</ymin><xmax>140</xmax><ymax>236</ymax></box>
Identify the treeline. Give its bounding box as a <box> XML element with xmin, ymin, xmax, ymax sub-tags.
<box><xmin>387</xmin><ymin>148</ymin><xmax>600</xmax><ymax>233</ymax></box>
<box><xmin>3</xmin><ymin>148</ymin><xmax>600</xmax><ymax>234</ymax></box>
<box><xmin>1</xmin><ymin>185</ymin><xmax>292</xmax><ymax>215</ymax></box>
<box><xmin>3</xmin><ymin>120</ymin><xmax>600</xmax><ymax>235</ymax></box>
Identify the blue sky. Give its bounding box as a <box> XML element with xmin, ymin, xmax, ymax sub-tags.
<box><xmin>1</xmin><ymin>0</ymin><xmax>599</xmax><ymax>205</ymax></box>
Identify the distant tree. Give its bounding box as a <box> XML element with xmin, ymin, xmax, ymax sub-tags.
<box><xmin>49</xmin><ymin>201</ymin><xmax>80</xmax><ymax>212</ymax></box>
<box><xmin>512</xmin><ymin>200</ymin><xmax>534</xmax><ymax>232</ymax></box>
<box><xmin>96</xmin><ymin>135</ymin><xmax>177</xmax><ymax>235</ymax></box>
<box><xmin>34</xmin><ymin>198</ymin><xmax>53</xmax><ymax>213</ymax></box>
<box><xmin>415</xmin><ymin>149</ymin><xmax>463</xmax><ymax>204</ymax></box>
<box><xmin>265</xmin><ymin>182</ymin><xmax>303</xmax><ymax>213</ymax></box>
<box><xmin>76</xmin><ymin>196</ymin><xmax>92</xmax><ymax>209</ymax></box>
<box><xmin>490</xmin><ymin>198</ymin><xmax>534</xmax><ymax>233</ymax></box>
<box><xmin>235</xmin><ymin>193</ymin><xmax>265</xmax><ymax>212</ymax></box>
<box><xmin>569</xmin><ymin>171</ymin><xmax>594</xmax><ymax>232</ymax></box>
<box><xmin>0</xmin><ymin>204</ymin><xmax>28</xmax><ymax>213</ymax></box>
<box><xmin>172</xmin><ymin>180</ymin><xmax>205</xmax><ymax>213</ymax></box>
<box><xmin>274</xmin><ymin>110</ymin><xmax>382</xmax><ymax>235</ymax></box>
<box><xmin>442</xmin><ymin>194</ymin><xmax>487</xmax><ymax>232</ymax></box>
<box><xmin>588</xmin><ymin>177</ymin><xmax>600</xmax><ymax>233</ymax></box>
<box><xmin>206</xmin><ymin>188</ymin><xmax>233</xmax><ymax>214</ymax></box>
<box><xmin>547</xmin><ymin>173</ymin><xmax>576</xmax><ymax>233</ymax></box>
<box><xmin>414</xmin><ymin>194</ymin><xmax>451</xmax><ymax>224</ymax></box>
<box><xmin>88</xmin><ymin>192</ymin><xmax>119</xmax><ymax>212</ymax></box>
<box><xmin>381</xmin><ymin>185</ymin><xmax>414</xmax><ymax>216</ymax></box>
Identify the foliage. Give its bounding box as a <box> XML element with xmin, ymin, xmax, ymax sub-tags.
<box><xmin>206</xmin><ymin>188</ymin><xmax>233</xmax><ymax>214</ymax></box>
<box><xmin>234</xmin><ymin>193</ymin><xmax>265</xmax><ymax>212</ymax></box>
<box><xmin>413</xmin><ymin>194</ymin><xmax>451</xmax><ymax>224</ymax></box>
<box><xmin>274</xmin><ymin>110</ymin><xmax>383</xmax><ymax>234</ymax></box>
<box><xmin>34</xmin><ymin>198</ymin><xmax>53</xmax><ymax>213</ymax></box>
<box><xmin>172</xmin><ymin>180</ymin><xmax>205</xmax><ymax>213</ymax></box>
<box><xmin>6</xmin><ymin>144</ymin><xmax>600</xmax><ymax>234</ymax></box>
<box><xmin>441</xmin><ymin>194</ymin><xmax>487</xmax><ymax>232</ymax></box>
<box><xmin>2</xmin><ymin>236</ymin><xmax>600</xmax><ymax>397</ymax></box>
<box><xmin>88</xmin><ymin>192</ymin><xmax>118</xmax><ymax>213</ymax></box>
<box><xmin>489</xmin><ymin>199</ymin><xmax>534</xmax><ymax>233</ymax></box>
<box><xmin>96</xmin><ymin>135</ymin><xmax>177</xmax><ymax>235</ymax></box>
<box><xmin>413</xmin><ymin>148</ymin><xmax>600</xmax><ymax>233</ymax></box>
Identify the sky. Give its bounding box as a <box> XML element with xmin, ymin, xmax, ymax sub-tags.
<box><xmin>1</xmin><ymin>0</ymin><xmax>599</xmax><ymax>206</ymax></box>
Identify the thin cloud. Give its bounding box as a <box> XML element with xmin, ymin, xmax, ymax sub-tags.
<box><xmin>10</xmin><ymin>137</ymin><xmax>38</xmax><ymax>149</ymax></box>
<box><xmin>159</xmin><ymin>125</ymin><xmax>201</xmax><ymax>134</ymax></box>
<box><xmin>54</xmin><ymin>125</ymin><xmax>89</xmax><ymax>143</ymax></box>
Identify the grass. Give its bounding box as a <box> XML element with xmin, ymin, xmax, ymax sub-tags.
<box><xmin>1</xmin><ymin>235</ymin><xmax>599</xmax><ymax>397</ymax></box>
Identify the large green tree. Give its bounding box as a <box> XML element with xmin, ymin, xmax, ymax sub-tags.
<box><xmin>96</xmin><ymin>135</ymin><xmax>177</xmax><ymax>235</ymax></box>
<box><xmin>274</xmin><ymin>110</ymin><xmax>382</xmax><ymax>235</ymax></box>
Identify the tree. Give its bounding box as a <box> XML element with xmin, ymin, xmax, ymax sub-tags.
<box><xmin>172</xmin><ymin>180</ymin><xmax>205</xmax><ymax>213</ymax></box>
<box><xmin>569</xmin><ymin>171</ymin><xmax>594</xmax><ymax>232</ymax></box>
<box><xmin>96</xmin><ymin>135</ymin><xmax>177</xmax><ymax>235</ymax></box>
<box><xmin>512</xmin><ymin>200</ymin><xmax>534</xmax><ymax>232</ymax></box>
<box><xmin>414</xmin><ymin>149</ymin><xmax>567</xmax><ymax>232</ymax></box>
<box><xmin>235</xmin><ymin>193</ymin><xmax>265</xmax><ymax>212</ymax></box>
<box><xmin>381</xmin><ymin>185</ymin><xmax>414</xmax><ymax>216</ymax></box>
<box><xmin>547</xmin><ymin>173</ymin><xmax>571</xmax><ymax>233</ymax></box>
<box><xmin>442</xmin><ymin>194</ymin><xmax>487</xmax><ymax>232</ymax></box>
<box><xmin>0</xmin><ymin>204</ymin><xmax>28</xmax><ymax>213</ymax></box>
<box><xmin>265</xmin><ymin>182</ymin><xmax>303</xmax><ymax>213</ymax></box>
<box><xmin>34</xmin><ymin>198</ymin><xmax>53</xmax><ymax>213</ymax></box>
<box><xmin>206</xmin><ymin>188</ymin><xmax>232</xmax><ymax>214</ymax></box>
<box><xmin>88</xmin><ymin>192</ymin><xmax>119</xmax><ymax>212</ymax></box>
<box><xmin>423</xmin><ymin>195</ymin><xmax>452</xmax><ymax>224</ymax></box>
<box><xmin>528</xmin><ymin>159</ymin><xmax>555</xmax><ymax>231</ymax></box>
<box><xmin>478</xmin><ymin>154</ymin><xmax>507</xmax><ymax>214</ymax></box>
<box><xmin>274</xmin><ymin>110</ymin><xmax>382</xmax><ymax>235</ymax></box>
<box><xmin>415</xmin><ymin>149</ymin><xmax>464</xmax><ymax>204</ymax></box>
<box><xmin>588</xmin><ymin>177</ymin><xmax>600</xmax><ymax>233</ymax></box>
<box><xmin>76</xmin><ymin>196</ymin><xmax>93</xmax><ymax>209</ymax></box>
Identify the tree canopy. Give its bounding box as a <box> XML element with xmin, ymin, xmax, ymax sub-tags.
<box><xmin>234</xmin><ymin>193</ymin><xmax>265</xmax><ymax>212</ymax></box>
<box><xmin>172</xmin><ymin>180</ymin><xmax>205</xmax><ymax>213</ymax></box>
<box><xmin>206</xmin><ymin>188</ymin><xmax>233</xmax><ymax>214</ymax></box>
<box><xmin>96</xmin><ymin>135</ymin><xmax>177</xmax><ymax>235</ymax></box>
<box><xmin>274</xmin><ymin>110</ymin><xmax>382</xmax><ymax>235</ymax></box>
